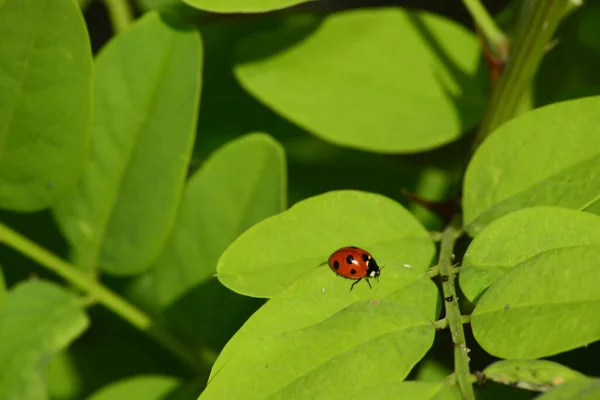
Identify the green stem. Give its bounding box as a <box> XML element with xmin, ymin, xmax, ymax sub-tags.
<box><xmin>439</xmin><ymin>216</ymin><xmax>475</xmax><ymax>400</ymax></box>
<box><xmin>472</xmin><ymin>0</ymin><xmax>571</xmax><ymax>150</ymax></box>
<box><xmin>103</xmin><ymin>0</ymin><xmax>134</xmax><ymax>34</ymax></box>
<box><xmin>0</xmin><ymin>223</ymin><xmax>200</xmax><ymax>371</ymax></box>
<box><xmin>462</xmin><ymin>0</ymin><xmax>507</xmax><ymax>54</ymax></box>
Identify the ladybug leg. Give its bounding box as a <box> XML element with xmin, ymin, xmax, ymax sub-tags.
<box><xmin>365</xmin><ymin>278</ymin><xmax>372</xmax><ymax>289</ymax></box>
<box><xmin>350</xmin><ymin>279</ymin><xmax>362</xmax><ymax>291</ymax></box>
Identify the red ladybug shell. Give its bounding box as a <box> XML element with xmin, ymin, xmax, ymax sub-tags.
<box><xmin>327</xmin><ymin>246</ymin><xmax>381</xmax><ymax>290</ymax></box>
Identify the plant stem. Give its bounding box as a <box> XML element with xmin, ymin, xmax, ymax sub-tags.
<box><xmin>0</xmin><ymin>223</ymin><xmax>200</xmax><ymax>371</ymax></box>
<box><xmin>472</xmin><ymin>0</ymin><xmax>571</xmax><ymax>150</ymax></box>
<box><xmin>439</xmin><ymin>216</ymin><xmax>475</xmax><ymax>400</ymax></box>
<box><xmin>103</xmin><ymin>0</ymin><xmax>134</xmax><ymax>34</ymax></box>
<box><xmin>462</xmin><ymin>0</ymin><xmax>507</xmax><ymax>54</ymax></box>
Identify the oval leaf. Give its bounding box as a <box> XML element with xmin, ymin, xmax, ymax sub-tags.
<box><xmin>234</xmin><ymin>8</ymin><xmax>486</xmax><ymax>153</ymax></box>
<box><xmin>460</xmin><ymin>207</ymin><xmax>600</xmax><ymax>303</ymax></box>
<box><xmin>0</xmin><ymin>0</ymin><xmax>92</xmax><ymax>211</ymax></box>
<box><xmin>201</xmin><ymin>297</ymin><xmax>436</xmax><ymax>400</ymax></box>
<box><xmin>483</xmin><ymin>360</ymin><xmax>585</xmax><ymax>392</ymax></box>
<box><xmin>153</xmin><ymin>133</ymin><xmax>286</xmax><ymax>307</ymax></box>
<box><xmin>536</xmin><ymin>378</ymin><xmax>600</xmax><ymax>400</ymax></box>
<box><xmin>463</xmin><ymin>96</ymin><xmax>600</xmax><ymax>235</ymax></box>
<box><xmin>87</xmin><ymin>375</ymin><xmax>183</xmax><ymax>400</ymax></box>
<box><xmin>53</xmin><ymin>12</ymin><xmax>202</xmax><ymax>275</ymax></box>
<box><xmin>0</xmin><ymin>280</ymin><xmax>89</xmax><ymax>400</ymax></box>
<box><xmin>341</xmin><ymin>381</ymin><xmax>460</xmax><ymax>400</ymax></box>
<box><xmin>209</xmin><ymin>268</ymin><xmax>439</xmax><ymax>390</ymax></box>
<box><xmin>472</xmin><ymin>245</ymin><xmax>600</xmax><ymax>359</ymax></box>
<box><xmin>218</xmin><ymin>190</ymin><xmax>435</xmax><ymax>298</ymax></box>
<box><xmin>183</xmin><ymin>0</ymin><xmax>308</xmax><ymax>13</ymax></box>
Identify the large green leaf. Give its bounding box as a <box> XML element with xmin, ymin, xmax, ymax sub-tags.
<box><xmin>341</xmin><ymin>381</ymin><xmax>460</xmax><ymax>400</ymax></box>
<box><xmin>233</xmin><ymin>8</ymin><xmax>487</xmax><ymax>154</ymax></box>
<box><xmin>536</xmin><ymin>378</ymin><xmax>600</xmax><ymax>400</ymax></box>
<box><xmin>87</xmin><ymin>375</ymin><xmax>184</xmax><ymax>400</ymax></box>
<box><xmin>472</xmin><ymin>245</ymin><xmax>600</xmax><ymax>359</ymax></box>
<box><xmin>463</xmin><ymin>96</ymin><xmax>600</xmax><ymax>235</ymax></box>
<box><xmin>212</xmin><ymin>268</ymin><xmax>439</xmax><ymax>374</ymax></box>
<box><xmin>483</xmin><ymin>360</ymin><xmax>585</xmax><ymax>392</ymax></box>
<box><xmin>0</xmin><ymin>0</ymin><xmax>91</xmax><ymax>211</ymax></box>
<box><xmin>183</xmin><ymin>0</ymin><xmax>309</xmax><ymax>13</ymax></box>
<box><xmin>53</xmin><ymin>12</ymin><xmax>202</xmax><ymax>275</ymax></box>
<box><xmin>0</xmin><ymin>280</ymin><xmax>89</xmax><ymax>400</ymax></box>
<box><xmin>217</xmin><ymin>190</ymin><xmax>436</xmax><ymax>298</ymax></box>
<box><xmin>200</xmin><ymin>274</ymin><xmax>439</xmax><ymax>400</ymax></box>
<box><xmin>460</xmin><ymin>207</ymin><xmax>600</xmax><ymax>303</ymax></box>
<box><xmin>153</xmin><ymin>133</ymin><xmax>286</xmax><ymax>307</ymax></box>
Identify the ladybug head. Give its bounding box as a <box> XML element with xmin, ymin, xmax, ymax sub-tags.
<box><xmin>367</xmin><ymin>257</ymin><xmax>381</xmax><ymax>278</ymax></box>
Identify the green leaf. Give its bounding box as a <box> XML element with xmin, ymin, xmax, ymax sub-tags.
<box><xmin>463</xmin><ymin>96</ymin><xmax>600</xmax><ymax>235</ymax></box>
<box><xmin>535</xmin><ymin>378</ymin><xmax>600</xmax><ymax>400</ymax></box>
<box><xmin>341</xmin><ymin>381</ymin><xmax>460</xmax><ymax>400</ymax></box>
<box><xmin>153</xmin><ymin>133</ymin><xmax>286</xmax><ymax>307</ymax></box>
<box><xmin>483</xmin><ymin>360</ymin><xmax>585</xmax><ymax>392</ymax></box>
<box><xmin>0</xmin><ymin>0</ymin><xmax>92</xmax><ymax>211</ymax></box>
<box><xmin>87</xmin><ymin>375</ymin><xmax>183</xmax><ymax>400</ymax></box>
<box><xmin>183</xmin><ymin>0</ymin><xmax>308</xmax><ymax>13</ymax></box>
<box><xmin>53</xmin><ymin>12</ymin><xmax>202</xmax><ymax>275</ymax></box>
<box><xmin>212</xmin><ymin>267</ymin><xmax>439</xmax><ymax>371</ymax></box>
<box><xmin>200</xmin><ymin>292</ymin><xmax>438</xmax><ymax>400</ymax></box>
<box><xmin>233</xmin><ymin>8</ymin><xmax>487</xmax><ymax>154</ymax></box>
<box><xmin>0</xmin><ymin>280</ymin><xmax>89</xmax><ymax>400</ymax></box>
<box><xmin>460</xmin><ymin>207</ymin><xmax>600</xmax><ymax>303</ymax></box>
<box><xmin>218</xmin><ymin>190</ymin><xmax>435</xmax><ymax>298</ymax></box>
<box><xmin>472</xmin><ymin>245</ymin><xmax>600</xmax><ymax>359</ymax></box>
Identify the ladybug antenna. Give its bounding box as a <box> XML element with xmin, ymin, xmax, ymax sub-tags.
<box><xmin>317</xmin><ymin>260</ymin><xmax>328</xmax><ymax>267</ymax></box>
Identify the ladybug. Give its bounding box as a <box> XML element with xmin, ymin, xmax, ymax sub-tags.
<box><xmin>326</xmin><ymin>246</ymin><xmax>381</xmax><ymax>290</ymax></box>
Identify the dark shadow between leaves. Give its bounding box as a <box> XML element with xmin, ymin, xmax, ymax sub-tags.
<box><xmin>406</xmin><ymin>12</ymin><xmax>489</xmax><ymax>140</ymax></box>
<box><xmin>163</xmin><ymin>277</ymin><xmax>265</xmax><ymax>355</ymax></box>
<box><xmin>233</xmin><ymin>14</ymin><xmax>323</xmax><ymax>65</ymax></box>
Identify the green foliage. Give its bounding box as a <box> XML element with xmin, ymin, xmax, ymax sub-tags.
<box><xmin>153</xmin><ymin>132</ymin><xmax>286</xmax><ymax>307</ymax></box>
<box><xmin>0</xmin><ymin>1</ymin><xmax>598</xmax><ymax>400</ymax></box>
<box><xmin>218</xmin><ymin>190</ymin><xmax>435</xmax><ymax>297</ymax></box>
<box><xmin>0</xmin><ymin>0</ymin><xmax>92</xmax><ymax>211</ymax></box>
<box><xmin>86</xmin><ymin>375</ymin><xmax>188</xmax><ymax>400</ymax></box>
<box><xmin>463</xmin><ymin>96</ymin><xmax>600</xmax><ymax>235</ymax></box>
<box><xmin>460</xmin><ymin>207</ymin><xmax>600</xmax><ymax>303</ymax></box>
<box><xmin>536</xmin><ymin>378</ymin><xmax>600</xmax><ymax>400</ymax></box>
<box><xmin>0</xmin><ymin>280</ymin><xmax>89</xmax><ymax>399</ymax></box>
<box><xmin>234</xmin><ymin>9</ymin><xmax>487</xmax><ymax>153</ymax></box>
<box><xmin>53</xmin><ymin>12</ymin><xmax>202</xmax><ymax>276</ymax></box>
<box><xmin>483</xmin><ymin>360</ymin><xmax>585</xmax><ymax>392</ymax></box>
<box><xmin>183</xmin><ymin>0</ymin><xmax>309</xmax><ymax>13</ymax></box>
<box><xmin>472</xmin><ymin>245</ymin><xmax>600</xmax><ymax>358</ymax></box>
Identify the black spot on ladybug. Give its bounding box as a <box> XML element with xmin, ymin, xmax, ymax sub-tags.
<box><xmin>350</xmin><ymin>246</ymin><xmax>358</xmax><ymax>249</ymax></box>
<box><xmin>350</xmin><ymin>268</ymin><xmax>357</xmax><ymax>275</ymax></box>
<box><xmin>445</xmin><ymin>295</ymin><xmax>453</xmax><ymax>302</ymax></box>
<box><xmin>441</xmin><ymin>275</ymin><xmax>449</xmax><ymax>282</ymax></box>
<box><xmin>361</xmin><ymin>254</ymin><xmax>369</xmax><ymax>262</ymax></box>
<box><xmin>333</xmin><ymin>261</ymin><xmax>339</xmax><ymax>270</ymax></box>
<box><xmin>346</xmin><ymin>255</ymin><xmax>354</xmax><ymax>264</ymax></box>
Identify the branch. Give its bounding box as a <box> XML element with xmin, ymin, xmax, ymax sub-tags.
<box><xmin>0</xmin><ymin>223</ymin><xmax>201</xmax><ymax>372</ymax></box>
<box><xmin>472</xmin><ymin>0</ymin><xmax>571</xmax><ymax>150</ymax></box>
<box><xmin>462</xmin><ymin>0</ymin><xmax>507</xmax><ymax>58</ymax></box>
<box><xmin>103</xmin><ymin>0</ymin><xmax>134</xmax><ymax>34</ymax></box>
<box><xmin>439</xmin><ymin>216</ymin><xmax>475</xmax><ymax>400</ymax></box>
